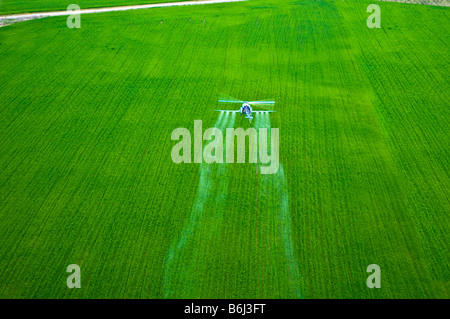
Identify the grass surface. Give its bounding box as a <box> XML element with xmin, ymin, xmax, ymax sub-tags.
<box><xmin>0</xmin><ymin>0</ymin><xmax>192</xmax><ymax>15</ymax></box>
<box><xmin>0</xmin><ymin>0</ymin><xmax>448</xmax><ymax>298</ymax></box>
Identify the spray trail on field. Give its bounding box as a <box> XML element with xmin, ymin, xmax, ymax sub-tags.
<box><xmin>163</xmin><ymin>112</ymin><xmax>235</xmax><ymax>298</ymax></box>
<box><xmin>254</xmin><ymin>113</ymin><xmax>301</xmax><ymax>298</ymax></box>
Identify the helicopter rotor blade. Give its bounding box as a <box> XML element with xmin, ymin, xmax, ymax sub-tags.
<box><xmin>247</xmin><ymin>101</ymin><xmax>275</xmax><ymax>105</ymax></box>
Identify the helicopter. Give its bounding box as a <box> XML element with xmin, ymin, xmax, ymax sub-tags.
<box><xmin>215</xmin><ymin>99</ymin><xmax>275</xmax><ymax>123</ymax></box>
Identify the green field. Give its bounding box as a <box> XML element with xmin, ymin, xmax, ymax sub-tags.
<box><xmin>0</xmin><ymin>0</ymin><xmax>191</xmax><ymax>15</ymax></box>
<box><xmin>0</xmin><ymin>0</ymin><xmax>449</xmax><ymax>298</ymax></box>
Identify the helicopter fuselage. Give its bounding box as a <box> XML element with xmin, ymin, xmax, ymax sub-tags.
<box><xmin>239</xmin><ymin>102</ymin><xmax>253</xmax><ymax>121</ymax></box>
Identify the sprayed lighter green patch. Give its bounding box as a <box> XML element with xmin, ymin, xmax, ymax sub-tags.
<box><xmin>163</xmin><ymin>112</ymin><xmax>236</xmax><ymax>298</ymax></box>
<box><xmin>254</xmin><ymin>114</ymin><xmax>301</xmax><ymax>298</ymax></box>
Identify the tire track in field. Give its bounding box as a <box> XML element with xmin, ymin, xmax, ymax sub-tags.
<box><xmin>254</xmin><ymin>113</ymin><xmax>301</xmax><ymax>298</ymax></box>
<box><xmin>163</xmin><ymin>112</ymin><xmax>235</xmax><ymax>298</ymax></box>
